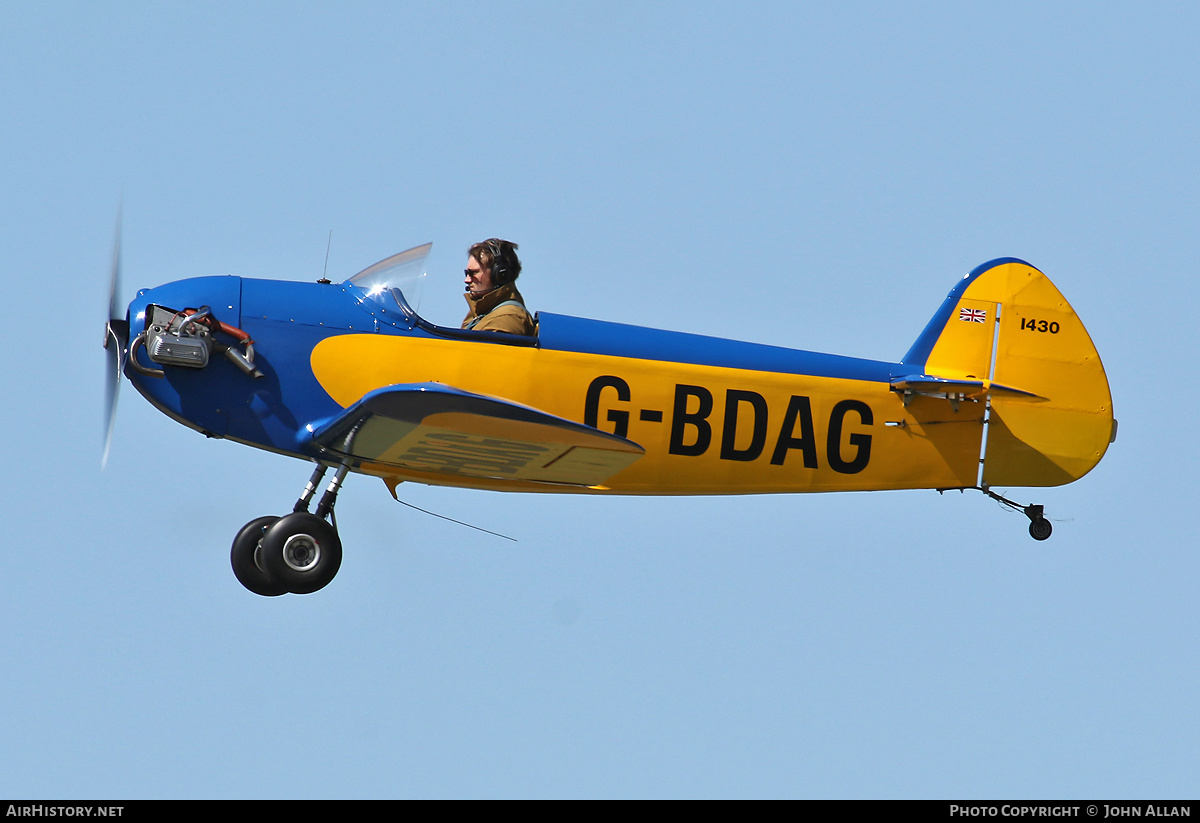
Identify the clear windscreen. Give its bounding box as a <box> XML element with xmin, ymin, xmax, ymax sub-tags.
<box><xmin>345</xmin><ymin>242</ymin><xmax>431</xmax><ymax>312</ymax></box>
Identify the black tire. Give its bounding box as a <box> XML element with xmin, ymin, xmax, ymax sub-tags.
<box><xmin>231</xmin><ymin>516</ymin><xmax>287</xmax><ymax>596</ymax></box>
<box><xmin>1028</xmin><ymin>517</ymin><xmax>1053</xmax><ymax>541</ymax></box>
<box><xmin>259</xmin><ymin>512</ymin><xmax>343</xmax><ymax>594</ymax></box>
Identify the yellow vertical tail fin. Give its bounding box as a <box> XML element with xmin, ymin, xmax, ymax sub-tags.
<box><xmin>902</xmin><ymin>258</ymin><xmax>1114</xmax><ymax>487</ymax></box>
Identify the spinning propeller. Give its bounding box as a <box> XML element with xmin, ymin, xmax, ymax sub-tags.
<box><xmin>102</xmin><ymin>211</ymin><xmax>129</xmax><ymax>469</ymax></box>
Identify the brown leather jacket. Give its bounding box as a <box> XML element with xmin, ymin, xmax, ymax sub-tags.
<box><xmin>461</xmin><ymin>283</ymin><xmax>536</xmax><ymax>336</ymax></box>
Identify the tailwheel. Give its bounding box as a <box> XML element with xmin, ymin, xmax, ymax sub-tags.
<box><xmin>259</xmin><ymin>512</ymin><xmax>343</xmax><ymax>595</ymax></box>
<box><xmin>231</xmin><ymin>515</ymin><xmax>287</xmax><ymax>596</ymax></box>
<box><xmin>971</xmin><ymin>487</ymin><xmax>1055</xmax><ymax>542</ymax></box>
<box><xmin>1021</xmin><ymin>503</ymin><xmax>1052</xmax><ymax>542</ymax></box>
<box><xmin>1028</xmin><ymin>515</ymin><xmax>1053</xmax><ymax>541</ymax></box>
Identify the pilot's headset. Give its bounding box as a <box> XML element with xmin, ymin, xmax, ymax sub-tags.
<box><xmin>485</xmin><ymin>238</ymin><xmax>520</xmax><ymax>286</ymax></box>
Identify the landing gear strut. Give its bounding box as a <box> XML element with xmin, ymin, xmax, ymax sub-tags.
<box><xmin>230</xmin><ymin>464</ymin><xmax>348</xmax><ymax>595</ymax></box>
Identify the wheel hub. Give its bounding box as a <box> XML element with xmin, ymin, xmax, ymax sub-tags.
<box><xmin>281</xmin><ymin>533</ymin><xmax>321</xmax><ymax>572</ymax></box>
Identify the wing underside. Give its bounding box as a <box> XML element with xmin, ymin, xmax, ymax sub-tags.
<box><xmin>308</xmin><ymin>382</ymin><xmax>644</xmax><ymax>487</ymax></box>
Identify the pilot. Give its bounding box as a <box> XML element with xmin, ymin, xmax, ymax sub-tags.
<box><xmin>461</xmin><ymin>238</ymin><xmax>536</xmax><ymax>336</ymax></box>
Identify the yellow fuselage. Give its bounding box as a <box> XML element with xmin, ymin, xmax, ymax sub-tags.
<box><xmin>311</xmin><ymin>334</ymin><xmax>983</xmax><ymax>495</ymax></box>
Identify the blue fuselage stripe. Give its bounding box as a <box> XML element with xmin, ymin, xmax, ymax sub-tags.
<box><xmin>535</xmin><ymin>312</ymin><xmax>895</xmax><ymax>382</ymax></box>
<box><xmin>900</xmin><ymin>257</ymin><xmax>1031</xmax><ymax>368</ymax></box>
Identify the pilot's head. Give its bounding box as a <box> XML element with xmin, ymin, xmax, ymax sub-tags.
<box><xmin>464</xmin><ymin>238</ymin><xmax>521</xmax><ymax>294</ymax></box>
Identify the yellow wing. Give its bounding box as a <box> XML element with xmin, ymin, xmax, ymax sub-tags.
<box><xmin>308</xmin><ymin>382</ymin><xmax>644</xmax><ymax>487</ymax></box>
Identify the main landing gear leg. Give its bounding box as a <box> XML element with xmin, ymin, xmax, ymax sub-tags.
<box><xmin>230</xmin><ymin>464</ymin><xmax>347</xmax><ymax>596</ymax></box>
<box><xmin>976</xmin><ymin>486</ymin><xmax>1053</xmax><ymax>541</ymax></box>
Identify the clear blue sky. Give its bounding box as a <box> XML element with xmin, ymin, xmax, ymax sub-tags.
<box><xmin>2</xmin><ymin>1</ymin><xmax>1195</xmax><ymax>798</ymax></box>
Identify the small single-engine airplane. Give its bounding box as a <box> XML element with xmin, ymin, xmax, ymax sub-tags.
<box><xmin>103</xmin><ymin>234</ymin><xmax>1115</xmax><ymax>596</ymax></box>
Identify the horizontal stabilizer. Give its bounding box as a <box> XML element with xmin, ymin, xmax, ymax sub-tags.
<box><xmin>308</xmin><ymin>382</ymin><xmax>644</xmax><ymax>486</ymax></box>
<box><xmin>890</xmin><ymin>374</ymin><xmax>1046</xmax><ymax>402</ymax></box>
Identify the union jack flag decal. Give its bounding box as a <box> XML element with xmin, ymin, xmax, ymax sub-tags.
<box><xmin>959</xmin><ymin>307</ymin><xmax>987</xmax><ymax>323</ymax></box>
